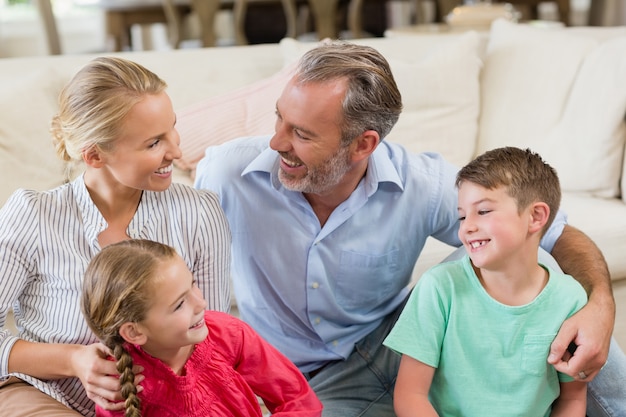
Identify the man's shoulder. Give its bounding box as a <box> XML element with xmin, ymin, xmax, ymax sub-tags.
<box><xmin>379</xmin><ymin>140</ymin><xmax>460</xmax><ymax>175</ymax></box>
<box><xmin>195</xmin><ymin>135</ymin><xmax>271</xmax><ymax>183</ymax></box>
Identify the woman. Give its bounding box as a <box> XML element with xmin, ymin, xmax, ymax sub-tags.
<box><xmin>0</xmin><ymin>57</ymin><xmax>231</xmax><ymax>416</ymax></box>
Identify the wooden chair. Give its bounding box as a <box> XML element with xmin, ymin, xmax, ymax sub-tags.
<box><xmin>348</xmin><ymin>0</ymin><xmax>426</xmax><ymax>39</ymax></box>
<box><xmin>232</xmin><ymin>0</ymin><xmax>297</xmax><ymax>45</ymax></box>
<box><xmin>305</xmin><ymin>0</ymin><xmax>340</xmax><ymax>39</ymax></box>
<box><xmin>161</xmin><ymin>0</ymin><xmax>195</xmax><ymax>48</ymax></box>
<box><xmin>162</xmin><ymin>0</ymin><xmax>298</xmax><ymax>47</ymax></box>
<box><xmin>34</xmin><ymin>0</ymin><xmax>62</xmax><ymax>55</ymax></box>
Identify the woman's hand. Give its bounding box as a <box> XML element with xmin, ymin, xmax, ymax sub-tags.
<box><xmin>71</xmin><ymin>343</ymin><xmax>143</xmax><ymax>410</ymax></box>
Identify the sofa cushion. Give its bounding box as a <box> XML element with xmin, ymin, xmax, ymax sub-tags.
<box><xmin>561</xmin><ymin>193</ymin><xmax>626</xmax><ymax>281</ymax></box>
<box><xmin>279</xmin><ymin>33</ymin><xmax>484</xmax><ymax>168</ymax></box>
<box><xmin>477</xmin><ymin>19</ymin><xmax>626</xmax><ymax>198</ymax></box>
<box><xmin>0</xmin><ymin>69</ymin><xmax>68</xmax><ymax>205</ymax></box>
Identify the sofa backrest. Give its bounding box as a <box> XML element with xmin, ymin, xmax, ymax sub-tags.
<box><xmin>0</xmin><ymin>44</ymin><xmax>284</xmax><ymax>205</ymax></box>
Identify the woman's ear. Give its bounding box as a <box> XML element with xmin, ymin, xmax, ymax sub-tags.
<box><xmin>529</xmin><ymin>202</ymin><xmax>550</xmax><ymax>234</ymax></box>
<box><xmin>82</xmin><ymin>146</ymin><xmax>105</xmax><ymax>168</ymax></box>
<box><xmin>350</xmin><ymin>130</ymin><xmax>380</xmax><ymax>163</ymax></box>
<box><xmin>119</xmin><ymin>322</ymin><xmax>148</xmax><ymax>346</ymax></box>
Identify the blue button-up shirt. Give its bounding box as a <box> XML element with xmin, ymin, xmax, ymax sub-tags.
<box><xmin>195</xmin><ymin>135</ymin><xmax>565</xmax><ymax>371</ymax></box>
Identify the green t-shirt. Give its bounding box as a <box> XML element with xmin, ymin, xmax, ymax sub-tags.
<box><xmin>384</xmin><ymin>255</ymin><xmax>587</xmax><ymax>417</ymax></box>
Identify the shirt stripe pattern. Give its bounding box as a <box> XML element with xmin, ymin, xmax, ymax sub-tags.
<box><xmin>0</xmin><ymin>176</ymin><xmax>231</xmax><ymax>416</ymax></box>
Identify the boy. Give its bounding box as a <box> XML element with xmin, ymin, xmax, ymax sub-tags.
<box><xmin>384</xmin><ymin>147</ymin><xmax>587</xmax><ymax>417</ymax></box>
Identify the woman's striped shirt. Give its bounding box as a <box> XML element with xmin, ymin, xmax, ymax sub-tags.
<box><xmin>0</xmin><ymin>176</ymin><xmax>231</xmax><ymax>416</ymax></box>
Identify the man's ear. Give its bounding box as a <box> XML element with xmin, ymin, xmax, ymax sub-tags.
<box><xmin>351</xmin><ymin>130</ymin><xmax>380</xmax><ymax>163</ymax></box>
<box><xmin>529</xmin><ymin>202</ymin><xmax>550</xmax><ymax>234</ymax></box>
<box><xmin>82</xmin><ymin>146</ymin><xmax>105</xmax><ymax>168</ymax></box>
<box><xmin>119</xmin><ymin>322</ymin><xmax>148</xmax><ymax>346</ymax></box>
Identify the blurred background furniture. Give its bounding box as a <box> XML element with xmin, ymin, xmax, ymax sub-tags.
<box><xmin>34</xmin><ymin>0</ymin><xmax>62</xmax><ymax>54</ymax></box>
<box><xmin>100</xmin><ymin>0</ymin><xmax>298</xmax><ymax>49</ymax></box>
<box><xmin>588</xmin><ymin>0</ymin><xmax>626</xmax><ymax>25</ymax></box>
<box><xmin>348</xmin><ymin>0</ymin><xmax>425</xmax><ymax>38</ymax></box>
<box><xmin>503</xmin><ymin>0</ymin><xmax>569</xmax><ymax>24</ymax></box>
<box><xmin>163</xmin><ymin>0</ymin><xmax>383</xmax><ymax>47</ymax></box>
<box><xmin>86</xmin><ymin>0</ymin><xmax>192</xmax><ymax>51</ymax></box>
<box><xmin>306</xmin><ymin>0</ymin><xmax>340</xmax><ymax>38</ymax></box>
<box><xmin>180</xmin><ymin>0</ymin><xmax>297</xmax><ymax>47</ymax></box>
<box><xmin>292</xmin><ymin>0</ymin><xmax>394</xmax><ymax>40</ymax></box>
<box><xmin>430</xmin><ymin>0</ymin><xmax>570</xmax><ymax>25</ymax></box>
<box><xmin>19</xmin><ymin>0</ymin><xmax>604</xmax><ymax>58</ymax></box>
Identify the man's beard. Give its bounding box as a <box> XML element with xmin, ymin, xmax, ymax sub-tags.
<box><xmin>278</xmin><ymin>144</ymin><xmax>352</xmax><ymax>195</ymax></box>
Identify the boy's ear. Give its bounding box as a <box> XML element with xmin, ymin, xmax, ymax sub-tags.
<box><xmin>529</xmin><ymin>202</ymin><xmax>550</xmax><ymax>234</ymax></box>
<box><xmin>350</xmin><ymin>130</ymin><xmax>380</xmax><ymax>163</ymax></box>
<box><xmin>82</xmin><ymin>146</ymin><xmax>105</xmax><ymax>168</ymax></box>
<box><xmin>119</xmin><ymin>322</ymin><xmax>148</xmax><ymax>346</ymax></box>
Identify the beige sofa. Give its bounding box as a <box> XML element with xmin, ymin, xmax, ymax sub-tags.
<box><xmin>0</xmin><ymin>19</ymin><xmax>624</xmax><ymax>350</ymax></box>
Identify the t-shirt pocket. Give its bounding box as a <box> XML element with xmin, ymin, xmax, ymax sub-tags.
<box><xmin>521</xmin><ymin>334</ymin><xmax>556</xmax><ymax>376</ymax></box>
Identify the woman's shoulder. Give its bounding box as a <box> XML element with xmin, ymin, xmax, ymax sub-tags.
<box><xmin>166</xmin><ymin>181</ymin><xmax>203</xmax><ymax>194</ymax></box>
<box><xmin>164</xmin><ymin>182</ymin><xmax>219</xmax><ymax>201</ymax></box>
<box><xmin>2</xmin><ymin>182</ymin><xmax>74</xmax><ymax>212</ymax></box>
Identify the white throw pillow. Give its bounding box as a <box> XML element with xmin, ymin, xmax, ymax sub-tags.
<box><xmin>0</xmin><ymin>69</ymin><xmax>68</xmax><ymax>205</ymax></box>
<box><xmin>281</xmin><ymin>33</ymin><xmax>484</xmax><ymax>168</ymax></box>
<box><xmin>478</xmin><ymin>19</ymin><xmax>626</xmax><ymax>197</ymax></box>
<box><xmin>382</xmin><ymin>33</ymin><xmax>482</xmax><ymax>168</ymax></box>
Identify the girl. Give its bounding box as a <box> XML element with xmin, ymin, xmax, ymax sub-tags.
<box><xmin>81</xmin><ymin>239</ymin><xmax>323</xmax><ymax>417</ymax></box>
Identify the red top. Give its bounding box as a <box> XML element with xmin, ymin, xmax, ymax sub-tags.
<box><xmin>96</xmin><ymin>311</ymin><xmax>322</xmax><ymax>417</ymax></box>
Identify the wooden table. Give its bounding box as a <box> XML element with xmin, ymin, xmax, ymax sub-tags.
<box><xmin>85</xmin><ymin>0</ymin><xmax>299</xmax><ymax>51</ymax></box>
<box><xmin>75</xmin><ymin>0</ymin><xmax>191</xmax><ymax>51</ymax></box>
<box><xmin>83</xmin><ymin>0</ymin><xmax>371</xmax><ymax>52</ymax></box>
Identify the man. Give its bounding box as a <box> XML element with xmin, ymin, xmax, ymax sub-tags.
<box><xmin>195</xmin><ymin>40</ymin><xmax>625</xmax><ymax>416</ymax></box>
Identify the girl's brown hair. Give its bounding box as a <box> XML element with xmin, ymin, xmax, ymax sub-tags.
<box><xmin>81</xmin><ymin>239</ymin><xmax>177</xmax><ymax>417</ymax></box>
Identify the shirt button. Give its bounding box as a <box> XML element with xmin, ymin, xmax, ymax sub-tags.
<box><xmin>311</xmin><ymin>282</ymin><xmax>319</xmax><ymax>289</ymax></box>
<box><xmin>332</xmin><ymin>340</ymin><xmax>339</xmax><ymax>347</ymax></box>
<box><xmin>314</xmin><ymin>317</ymin><xmax>321</xmax><ymax>324</ymax></box>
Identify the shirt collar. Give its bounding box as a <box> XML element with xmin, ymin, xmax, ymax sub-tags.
<box><xmin>72</xmin><ymin>174</ymin><xmax>106</xmax><ymax>246</ymax></box>
<box><xmin>72</xmin><ymin>173</ymin><xmax>153</xmax><ymax>247</ymax></box>
<box><xmin>241</xmin><ymin>141</ymin><xmax>404</xmax><ymax>194</ymax></box>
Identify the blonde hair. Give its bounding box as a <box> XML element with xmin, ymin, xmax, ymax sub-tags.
<box><xmin>81</xmin><ymin>239</ymin><xmax>178</xmax><ymax>417</ymax></box>
<box><xmin>51</xmin><ymin>57</ymin><xmax>167</xmax><ymax>176</ymax></box>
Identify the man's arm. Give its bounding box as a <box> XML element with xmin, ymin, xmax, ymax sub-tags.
<box><xmin>548</xmin><ymin>224</ymin><xmax>614</xmax><ymax>380</ymax></box>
